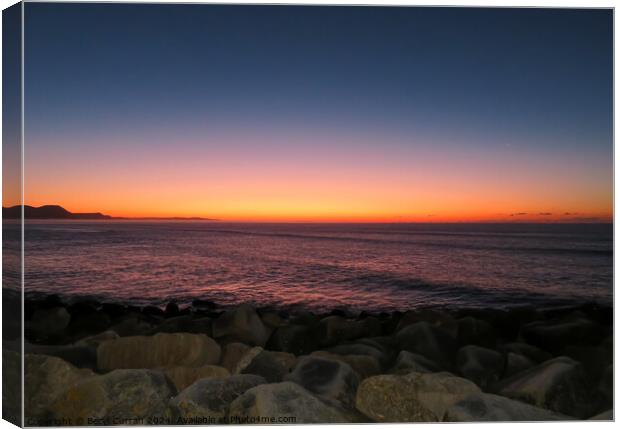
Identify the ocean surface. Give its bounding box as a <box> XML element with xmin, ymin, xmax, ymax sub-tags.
<box><xmin>4</xmin><ymin>221</ymin><xmax>614</xmax><ymax>312</ymax></box>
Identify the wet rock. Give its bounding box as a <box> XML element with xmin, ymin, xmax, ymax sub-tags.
<box><xmin>456</xmin><ymin>345</ymin><xmax>504</xmax><ymax>390</ymax></box>
<box><xmin>150</xmin><ymin>315</ymin><xmax>212</xmax><ymax>336</ymax></box>
<box><xmin>27</xmin><ymin>307</ymin><xmax>71</xmax><ymax>340</ymax></box>
<box><xmin>355</xmin><ymin>371</ymin><xmax>481</xmax><ymax>422</ymax></box>
<box><xmin>444</xmin><ymin>393</ymin><xmax>570</xmax><ymax>421</ymax></box>
<box><xmin>395</xmin><ymin>321</ymin><xmax>457</xmax><ymax>370</ymax></box>
<box><xmin>311</xmin><ymin>351</ymin><xmax>381</xmax><ymax>379</ymax></box>
<box><xmin>389</xmin><ymin>351</ymin><xmax>440</xmax><ymax>374</ymax></box>
<box><xmin>49</xmin><ymin>369</ymin><xmax>176</xmax><ymax>422</ymax></box>
<box><xmin>97</xmin><ymin>333</ymin><xmax>221</xmax><ymax>371</ymax></box>
<box><xmin>396</xmin><ymin>309</ymin><xmax>457</xmax><ymax>337</ymax></box>
<box><xmin>170</xmin><ymin>374</ymin><xmax>266</xmax><ymax>421</ymax></box>
<box><xmin>456</xmin><ymin>317</ymin><xmax>496</xmax><ymax>348</ymax></box>
<box><xmin>267</xmin><ymin>324</ymin><xmax>318</xmax><ymax>355</ymax></box>
<box><xmin>212</xmin><ymin>304</ymin><xmax>269</xmax><ymax>347</ymax></box>
<box><xmin>502</xmin><ymin>342</ymin><xmax>552</xmax><ymax>363</ymax></box>
<box><xmin>285</xmin><ymin>356</ymin><xmax>360</xmax><ymax>407</ymax></box>
<box><xmin>229</xmin><ymin>381</ymin><xmax>350</xmax><ymax>423</ymax></box>
<box><xmin>25</xmin><ymin>354</ymin><xmax>95</xmax><ymax>420</ymax></box>
<box><xmin>520</xmin><ymin>317</ymin><xmax>603</xmax><ymax>353</ymax></box>
<box><xmin>220</xmin><ymin>342</ymin><xmax>251</xmax><ymax>373</ymax></box>
<box><xmin>504</xmin><ymin>353</ymin><xmax>535</xmax><ymax>378</ymax></box>
<box><xmin>165</xmin><ymin>302</ymin><xmax>180</xmax><ymax>317</ymax></box>
<box><xmin>237</xmin><ymin>349</ymin><xmax>294</xmax><ymax>383</ymax></box>
<box><xmin>164</xmin><ymin>365</ymin><xmax>229</xmax><ymax>391</ymax></box>
<box><xmin>497</xmin><ymin>356</ymin><xmax>592</xmax><ymax>418</ymax></box>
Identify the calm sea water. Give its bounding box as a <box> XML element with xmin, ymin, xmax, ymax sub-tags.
<box><xmin>4</xmin><ymin>221</ymin><xmax>614</xmax><ymax>312</ymax></box>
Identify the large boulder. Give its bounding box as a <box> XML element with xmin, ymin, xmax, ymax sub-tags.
<box><xmin>229</xmin><ymin>382</ymin><xmax>351</xmax><ymax>423</ymax></box>
<box><xmin>3</xmin><ymin>350</ymin><xmax>22</xmax><ymax>426</ymax></box>
<box><xmin>311</xmin><ymin>351</ymin><xmax>381</xmax><ymax>379</ymax></box>
<box><xmin>497</xmin><ymin>356</ymin><xmax>593</xmax><ymax>418</ymax></box>
<box><xmin>285</xmin><ymin>356</ymin><xmax>360</xmax><ymax>407</ymax></box>
<box><xmin>212</xmin><ymin>304</ymin><xmax>269</xmax><ymax>346</ymax></box>
<box><xmin>502</xmin><ymin>342</ymin><xmax>552</xmax><ymax>363</ymax></box>
<box><xmin>73</xmin><ymin>330</ymin><xmax>119</xmax><ymax>348</ymax></box>
<box><xmin>456</xmin><ymin>345</ymin><xmax>505</xmax><ymax>390</ymax></box>
<box><xmin>220</xmin><ymin>342</ymin><xmax>252</xmax><ymax>373</ymax></box>
<box><xmin>355</xmin><ymin>371</ymin><xmax>481</xmax><ymax>422</ymax></box>
<box><xmin>267</xmin><ymin>324</ymin><xmax>319</xmax><ymax>355</ymax></box>
<box><xmin>520</xmin><ymin>318</ymin><xmax>603</xmax><ymax>353</ymax></box>
<box><xmin>390</xmin><ymin>351</ymin><xmax>441</xmax><ymax>374</ymax></box>
<box><xmin>395</xmin><ymin>322</ymin><xmax>457</xmax><ymax>370</ymax></box>
<box><xmin>25</xmin><ymin>354</ymin><xmax>95</xmax><ymax>422</ymax></box>
<box><xmin>164</xmin><ymin>365</ymin><xmax>230</xmax><ymax>391</ymax></box>
<box><xmin>170</xmin><ymin>374</ymin><xmax>266</xmax><ymax>422</ymax></box>
<box><xmin>27</xmin><ymin>307</ymin><xmax>71</xmax><ymax>340</ymax></box>
<box><xmin>456</xmin><ymin>317</ymin><xmax>497</xmax><ymax>348</ymax></box>
<box><xmin>236</xmin><ymin>348</ymin><xmax>294</xmax><ymax>383</ymax></box>
<box><xmin>326</xmin><ymin>343</ymin><xmax>388</xmax><ymax>367</ymax></box>
<box><xmin>444</xmin><ymin>393</ymin><xmax>570</xmax><ymax>421</ymax></box>
<box><xmin>504</xmin><ymin>353</ymin><xmax>535</xmax><ymax>378</ymax></box>
<box><xmin>319</xmin><ymin>316</ymin><xmax>381</xmax><ymax>346</ymax></box>
<box><xmin>97</xmin><ymin>333</ymin><xmax>221</xmax><ymax>371</ymax></box>
<box><xmin>25</xmin><ymin>343</ymin><xmax>97</xmax><ymax>369</ymax></box>
<box><xmin>396</xmin><ymin>309</ymin><xmax>457</xmax><ymax>336</ymax></box>
<box><xmin>150</xmin><ymin>315</ymin><xmax>212</xmax><ymax>336</ymax></box>
<box><xmin>48</xmin><ymin>369</ymin><xmax>176</xmax><ymax>423</ymax></box>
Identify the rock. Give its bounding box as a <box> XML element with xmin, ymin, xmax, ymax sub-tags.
<box><xmin>326</xmin><ymin>343</ymin><xmax>387</xmax><ymax>367</ymax></box>
<box><xmin>285</xmin><ymin>356</ymin><xmax>360</xmax><ymax>407</ymax></box>
<box><xmin>502</xmin><ymin>342</ymin><xmax>552</xmax><ymax>363</ymax></box>
<box><xmin>504</xmin><ymin>352</ymin><xmax>535</xmax><ymax>378</ymax></box>
<box><xmin>191</xmin><ymin>299</ymin><xmax>218</xmax><ymax>310</ymax></box>
<box><xmin>319</xmin><ymin>316</ymin><xmax>381</xmax><ymax>346</ymax></box>
<box><xmin>25</xmin><ymin>354</ymin><xmax>95</xmax><ymax>421</ymax></box>
<box><xmin>520</xmin><ymin>318</ymin><xmax>603</xmax><ymax>353</ymax></box>
<box><xmin>100</xmin><ymin>302</ymin><xmax>128</xmax><ymax>320</ymax></box>
<box><xmin>25</xmin><ymin>343</ymin><xmax>97</xmax><ymax>369</ymax></box>
<box><xmin>49</xmin><ymin>369</ymin><xmax>176</xmax><ymax>422</ymax></box>
<box><xmin>2</xmin><ymin>350</ymin><xmax>21</xmax><ymax>425</ymax></box>
<box><xmin>27</xmin><ymin>306</ymin><xmax>71</xmax><ymax>339</ymax></box>
<box><xmin>165</xmin><ymin>302</ymin><xmax>180</xmax><ymax>317</ymax></box>
<box><xmin>170</xmin><ymin>374</ymin><xmax>266</xmax><ymax>422</ymax></box>
<box><xmin>97</xmin><ymin>333</ymin><xmax>221</xmax><ymax>371</ymax></box>
<box><xmin>150</xmin><ymin>315</ymin><xmax>212</xmax><ymax>335</ymax></box>
<box><xmin>73</xmin><ymin>330</ymin><xmax>119</xmax><ymax>348</ymax></box>
<box><xmin>212</xmin><ymin>304</ymin><xmax>269</xmax><ymax>346</ymax></box>
<box><xmin>142</xmin><ymin>305</ymin><xmax>165</xmax><ymax>318</ymax></box>
<box><xmin>237</xmin><ymin>349</ymin><xmax>293</xmax><ymax>383</ymax></box>
<box><xmin>66</xmin><ymin>311</ymin><xmax>111</xmax><ymax>338</ymax></box>
<box><xmin>456</xmin><ymin>317</ymin><xmax>496</xmax><ymax>348</ymax></box>
<box><xmin>355</xmin><ymin>371</ymin><xmax>481</xmax><ymax>422</ymax></box>
<box><xmin>395</xmin><ymin>322</ymin><xmax>457</xmax><ymax>370</ymax></box>
<box><xmin>311</xmin><ymin>351</ymin><xmax>381</xmax><ymax>379</ymax></box>
<box><xmin>390</xmin><ymin>351</ymin><xmax>440</xmax><ymax>374</ymax></box>
<box><xmin>563</xmin><ymin>345</ymin><xmax>612</xmax><ymax>381</ymax></box>
<box><xmin>260</xmin><ymin>312</ymin><xmax>284</xmax><ymax>329</ymax></box>
<box><xmin>229</xmin><ymin>382</ymin><xmax>350</xmax><ymax>423</ymax></box>
<box><xmin>220</xmin><ymin>342</ymin><xmax>252</xmax><ymax>373</ymax></box>
<box><xmin>164</xmin><ymin>365</ymin><xmax>229</xmax><ymax>391</ymax></box>
<box><xmin>456</xmin><ymin>345</ymin><xmax>504</xmax><ymax>390</ymax></box>
<box><xmin>267</xmin><ymin>324</ymin><xmax>319</xmax><ymax>355</ymax></box>
<box><xmin>497</xmin><ymin>356</ymin><xmax>592</xmax><ymax>418</ymax></box>
<box><xmin>444</xmin><ymin>393</ymin><xmax>570</xmax><ymax>421</ymax></box>
<box><xmin>109</xmin><ymin>314</ymin><xmax>156</xmax><ymax>337</ymax></box>
<box><xmin>589</xmin><ymin>409</ymin><xmax>613</xmax><ymax>420</ymax></box>
<box><xmin>597</xmin><ymin>364</ymin><xmax>613</xmax><ymax>410</ymax></box>
<box><xmin>396</xmin><ymin>309</ymin><xmax>457</xmax><ymax>336</ymax></box>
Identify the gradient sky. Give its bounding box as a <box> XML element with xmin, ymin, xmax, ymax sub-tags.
<box><xmin>19</xmin><ymin>4</ymin><xmax>612</xmax><ymax>222</ymax></box>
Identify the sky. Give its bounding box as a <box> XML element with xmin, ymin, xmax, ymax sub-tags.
<box><xmin>17</xmin><ymin>4</ymin><xmax>613</xmax><ymax>222</ymax></box>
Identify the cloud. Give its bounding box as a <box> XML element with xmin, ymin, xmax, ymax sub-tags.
<box><xmin>538</xmin><ymin>212</ymin><xmax>553</xmax><ymax>216</ymax></box>
<box><xmin>509</xmin><ymin>212</ymin><xmax>528</xmax><ymax>216</ymax></box>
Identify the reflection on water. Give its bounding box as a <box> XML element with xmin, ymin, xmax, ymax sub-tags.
<box><xmin>11</xmin><ymin>221</ymin><xmax>613</xmax><ymax>312</ymax></box>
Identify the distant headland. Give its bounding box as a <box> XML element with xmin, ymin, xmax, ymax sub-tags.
<box><xmin>2</xmin><ymin>205</ymin><xmax>217</xmax><ymax>221</ymax></box>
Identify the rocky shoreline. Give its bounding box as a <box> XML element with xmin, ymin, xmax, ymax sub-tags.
<box><xmin>3</xmin><ymin>293</ymin><xmax>614</xmax><ymax>424</ymax></box>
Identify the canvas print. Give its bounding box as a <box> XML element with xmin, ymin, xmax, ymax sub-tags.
<box><xmin>2</xmin><ymin>2</ymin><xmax>614</xmax><ymax>426</ymax></box>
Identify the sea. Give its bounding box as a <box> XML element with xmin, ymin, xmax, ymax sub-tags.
<box><xmin>3</xmin><ymin>221</ymin><xmax>613</xmax><ymax>312</ymax></box>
